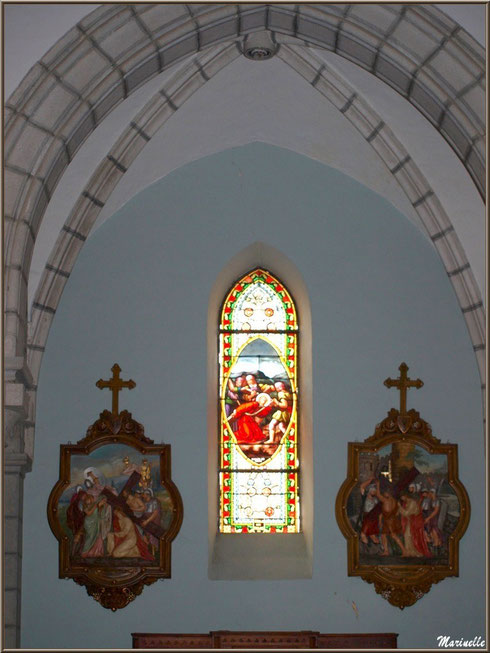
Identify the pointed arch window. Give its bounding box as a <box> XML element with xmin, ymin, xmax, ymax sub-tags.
<box><xmin>219</xmin><ymin>268</ymin><xmax>300</xmax><ymax>533</ymax></box>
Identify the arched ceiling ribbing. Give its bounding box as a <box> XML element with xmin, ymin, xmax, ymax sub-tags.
<box><xmin>4</xmin><ymin>3</ymin><xmax>485</xmax><ymax>101</ymax></box>
<box><xmin>4</xmin><ymin>4</ymin><xmax>486</xmax><ymax>449</ymax></box>
<box><xmin>5</xmin><ymin>4</ymin><xmax>485</xmax><ymax>203</ymax></box>
<box><xmin>4</xmin><ymin>4</ymin><xmax>485</xmax><ymax>366</ymax></box>
<box><xmin>27</xmin><ymin>42</ymin><xmax>484</xmax><ymax>396</ymax></box>
<box><xmin>3</xmin><ymin>6</ymin><xmax>486</xmax><ymax>649</ymax></box>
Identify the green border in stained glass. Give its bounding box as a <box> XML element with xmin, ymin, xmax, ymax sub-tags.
<box><xmin>219</xmin><ymin>268</ymin><xmax>298</xmax><ymax>331</ymax></box>
<box><xmin>218</xmin><ymin>268</ymin><xmax>300</xmax><ymax>534</ymax></box>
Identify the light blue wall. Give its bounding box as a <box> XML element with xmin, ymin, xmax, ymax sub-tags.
<box><xmin>22</xmin><ymin>144</ymin><xmax>484</xmax><ymax>648</ymax></box>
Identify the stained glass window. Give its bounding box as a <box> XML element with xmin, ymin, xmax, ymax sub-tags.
<box><xmin>219</xmin><ymin>268</ymin><xmax>300</xmax><ymax>533</ymax></box>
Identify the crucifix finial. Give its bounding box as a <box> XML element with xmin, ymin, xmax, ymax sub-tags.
<box><xmin>384</xmin><ymin>362</ymin><xmax>423</xmax><ymax>415</ymax></box>
<box><xmin>96</xmin><ymin>364</ymin><xmax>135</xmax><ymax>415</ymax></box>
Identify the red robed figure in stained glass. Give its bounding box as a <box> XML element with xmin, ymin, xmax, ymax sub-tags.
<box><xmin>218</xmin><ymin>268</ymin><xmax>300</xmax><ymax>534</ymax></box>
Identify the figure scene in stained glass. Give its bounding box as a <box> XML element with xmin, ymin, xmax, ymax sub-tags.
<box><xmin>57</xmin><ymin>444</ymin><xmax>174</xmax><ymax>566</ymax></box>
<box><xmin>225</xmin><ymin>339</ymin><xmax>294</xmax><ymax>461</ymax></box>
<box><xmin>347</xmin><ymin>443</ymin><xmax>460</xmax><ymax>565</ymax></box>
<box><xmin>219</xmin><ymin>269</ymin><xmax>300</xmax><ymax>533</ymax></box>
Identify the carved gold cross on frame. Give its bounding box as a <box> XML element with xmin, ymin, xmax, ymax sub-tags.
<box><xmin>96</xmin><ymin>364</ymin><xmax>136</xmax><ymax>415</ymax></box>
<box><xmin>384</xmin><ymin>362</ymin><xmax>423</xmax><ymax>415</ymax></box>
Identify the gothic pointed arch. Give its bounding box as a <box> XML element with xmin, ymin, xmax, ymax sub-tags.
<box><xmin>218</xmin><ymin>267</ymin><xmax>299</xmax><ymax>533</ymax></box>
<box><xmin>26</xmin><ymin>44</ymin><xmax>484</xmax><ymax>404</ymax></box>
<box><xmin>208</xmin><ymin>243</ymin><xmax>312</xmax><ymax>578</ymax></box>
<box><xmin>5</xmin><ymin>5</ymin><xmax>485</xmax><ymax>369</ymax></box>
<box><xmin>5</xmin><ymin>7</ymin><xmax>484</xmax><ymax>467</ymax></box>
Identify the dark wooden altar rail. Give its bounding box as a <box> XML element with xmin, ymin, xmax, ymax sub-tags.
<box><xmin>132</xmin><ymin>630</ymin><xmax>398</xmax><ymax>649</ymax></box>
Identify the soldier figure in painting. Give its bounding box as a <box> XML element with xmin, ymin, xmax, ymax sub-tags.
<box><xmin>336</xmin><ymin>363</ymin><xmax>470</xmax><ymax>608</ymax></box>
<box><xmin>139</xmin><ymin>459</ymin><xmax>152</xmax><ymax>489</ymax></box>
<box><xmin>60</xmin><ymin>459</ymin><xmax>171</xmax><ymax>563</ymax></box>
<box><xmin>358</xmin><ymin>477</ymin><xmax>380</xmax><ymax>548</ymax></box>
<box><xmin>424</xmin><ymin>488</ymin><xmax>443</xmax><ymax>551</ymax></box>
<box><xmin>141</xmin><ymin>489</ymin><xmax>162</xmax><ymax>555</ymax></box>
<box><xmin>121</xmin><ymin>456</ymin><xmax>139</xmax><ymax>476</ymax></box>
<box><xmin>348</xmin><ymin>442</ymin><xmax>461</xmax><ymax>564</ymax></box>
<box><xmin>48</xmin><ymin>365</ymin><xmax>183</xmax><ymax>610</ymax></box>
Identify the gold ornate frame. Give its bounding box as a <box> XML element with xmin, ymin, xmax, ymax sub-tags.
<box><xmin>335</xmin><ymin>364</ymin><xmax>470</xmax><ymax>609</ymax></box>
<box><xmin>47</xmin><ymin>407</ymin><xmax>183</xmax><ymax>611</ymax></box>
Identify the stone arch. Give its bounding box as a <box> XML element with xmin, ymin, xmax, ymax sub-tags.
<box><xmin>278</xmin><ymin>46</ymin><xmax>485</xmax><ymax>383</ymax></box>
<box><xmin>5</xmin><ymin>3</ymin><xmax>485</xmax><ymax>364</ymax></box>
<box><xmin>3</xmin><ymin>7</ymin><xmax>486</xmax><ymax>645</ymax></box>
<box><xmin>26</xmin><ymin>43</ymin><xmax>484</xmax><ymax>418</ymax></box>
<box><xmin>27</xmin><ymin>42</ymin><xmax>241</xmax><ymax>388</ymax></box>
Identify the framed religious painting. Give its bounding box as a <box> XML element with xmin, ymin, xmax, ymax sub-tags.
<box><xmin>47</xmin><ymin>365</ymin><xmax>183</xmax><ymax>610</ymax></box>
<box><xmin>336</xmin><ymin>363</ymin><xmax>470</xmax><ymax>609</ymax></box>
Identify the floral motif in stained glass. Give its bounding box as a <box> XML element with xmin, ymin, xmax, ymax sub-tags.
<box><xmin>219</xmin><ymin>269</ymin><xmax>300</xmax><ymax>533</ymax></box>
